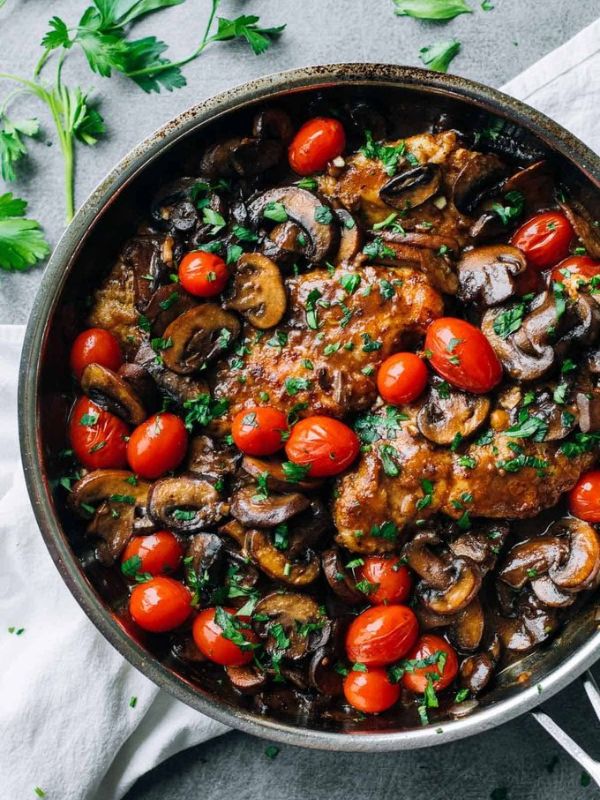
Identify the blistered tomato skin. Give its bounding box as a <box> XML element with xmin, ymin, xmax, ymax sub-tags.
<box><xmin>178</xmin><ymin>251</ymin><xmax>229</xmax><ymax>297</ymax></box>
<box><xmin>129</xmin><ymin>576</ymin><xmax>192</xmax><ymax>633</ymax></box>
<box><xmin>288</xmin><ymin>117</ymin><xmax>346</xmax><ymax>175</ymax></box>
<box><xmin>121</xmin><ymin>531</ymin><xmax>183</xmax><ymax>577</ymax></box>
<box><xmin>192</xmin><ymin>607</ymin><xmax>257</xmax><ymax>666</ymax></box>
<box><xmin>345</xmin><ymin>604</ymin><xmax>419</xmax><ymax>667</ymax></box>
<box><xmin>127</xmin><ymin>413</ymin><xmax>188</xmax><ymax>479</ymax></box>
<box><xmin>231</xmin><ymin>406</ymin><xmax>288</xmax><ymax>456</ymax></box>
<box><xmin>343</xmin><ymin>668</ymin><xmax>401</xmax><ymax>714</ymax></box>
<box><xmin>70</xmin><ymin>327</ymin><xmax>122</xmax><ymax>380</ymax></box>
<box><xmin>358</xmin><ymin>557</ymin><xmax>413</xmax><ymax>605</ymax></box>
<box><xmin>69</xmin><ymin>396</ymin><xmax>129</xmax><ymax>469</ymax></box>
<box><xmin>425</xmin><ymin>317</ymin><xmax>502</xmax><ymax>394</ymax></box>
<box><xmin>569</xmin><ymin>470</ymin><xmax>600</xmax><ymax>522</ymax></box>
<box><xmin>511</xmin><ymin>211</ymin><xmax>573</xmax><ymax>270</ymax></box>
<box><xmin>401</xmin><ymin>634</ymin><xmax>459</xmax><ymax>694</ymax></box>
<box><xmin>377</xmin><ymin>352</ymin><xmax>428</xmax><ymax>405</ymax></box>
<box><xmin>285</xmin><ymin>415</ymin><xmax>359</xmax><ymax>477</ymax></box>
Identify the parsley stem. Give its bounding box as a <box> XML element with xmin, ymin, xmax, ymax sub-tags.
<box><xmin>125</xmin><ymin>0</ymin><xmax>218</xmax><ymax>80</ymax></box>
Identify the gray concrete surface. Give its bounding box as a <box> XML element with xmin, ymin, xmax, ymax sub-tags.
<box><xmin>2</xmin><ymin>1</ymin><xmax>600</xmax><ymax>798</ymax></box>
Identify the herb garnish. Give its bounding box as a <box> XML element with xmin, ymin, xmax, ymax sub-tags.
<box><xmin>183</xmin><ymin>393</ymin><xmax>229</xmax><ymax>431</ymax></box>
<box><xmin>360</xmin><ymin>130</ymin><xmax>407</xmax><ymax>176</ymax></box>
<box><xmin>419</xmin><ymin>40</ymin><xmax>461</xmax><ymax>73</ymax></box>
<box><xmin>0</xmin><ymin>192</ymin><xmax>49</xmax><ymax>272</ymax></box>
<box><xmin>394</xmin><ymin>0</ymin><xmax>472</xmax><ymax>19</ymax></box>
<box><xmin>493</xmin><ymin>293</ymin><xmax>534</xmax><ymax>339</ymax></box>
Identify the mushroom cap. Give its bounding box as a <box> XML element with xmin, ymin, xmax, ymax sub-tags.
<box><xmin>245</xmin><ymin>529</ymin><xmax>320</xmax><ymax>586</ymax></box>
<box><xmin>162</xmin><ymin>305</ymin><xmax>241</xmax><ymax>375</ymax></box>
<box><xmin>457</xmin><ymin>244</ymin><xmax>527</xmax><ymax>307</ymax></box>
<box><xmin>417</xmin><ymin>382</ymin><xmax>490</xmax><ymax>445</ymax></box>
<box><xmin>225</xmin><ymin>252</ymin><xmax>287</xmax><ymax>330</ymax></box>
<box><xmin>148</xmin><ymin>475</ymin><xmax>228</xmax><ymax>533</ymax></box>
<box><xmin>81</xmin><ymin>363</ymin><xmax>147</xmax><ymax>426</ymax></box>
<box><xmin>230</xmin><ymin>486</ymin><xmax>310</xmax><ymax>528</ymax></box>
<box><xmin>379</xmin><ymin>164</ymin><xmax>442</xmax><ymax>210</ymax></box>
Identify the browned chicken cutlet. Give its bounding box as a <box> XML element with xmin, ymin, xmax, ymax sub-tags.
<box><xmin>213</xmin><ymin>265</ymin><xmax>444</xmax><ymax>423</ymax></box>
<box><xmin>333</xmin><ymin>416</ymin><xmax>595</xmax><ymax>554</ymax></box>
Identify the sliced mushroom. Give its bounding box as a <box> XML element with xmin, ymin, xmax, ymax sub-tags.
<box><xmin>226</xmin><ymin>664</ymin><xmax>267</xmax><ymax>694</ymax></box>
<box><xmin>269</xmin><ymin>221</ymin><xmax>307</xmax><ymax>254</ymax></box>
<box><xmin>143</xmin><ymin>284</ymin><xmax>197</xmax><ymax>336</ymax></box>
<box><xmin>548</xmin><ymin>517</ymin><xmax>600</xmax><ymax>591</ymax></box>
<box><xmin>308</xmin><ymin>648</ymin><xmax>344</xmax><ymax>696</ymax></box>
<box><xmin>121</xmin><ymin>235</ymin><xmax>168</xmax><ymax>311</ymax></box>
<box><xmin>218</xmin><ymin>519</ymin><xmax>247</xmax><ymax>549</ymax></box>
<box><xmin>502</xmin><ymin>160</ymin><xmax>554</xmax><ymax>212</ymax></box>
<box><xmin>70</xmin><ymin>470</ymin><xmax>151</xmax><ymax>563</ymax></box>
<box><xmin>457</xmin><ymin>245</ymin><xmax>527</xmax><ymax>306</ymax></box>
<box><xmin>403</xmin><ymin>532</ymin><xmax>450</xmax><ymax>591</ymax></box>
<box><xmin>497</xmin><ymin>593</ymin><xmax>558</xmax><ymax>652</ymax></box>
<box><xmin>577</xmin><ymin>390</ymin><xmax>600</xmax><ymax>433</ymax></box>
<box><xmin>417</xmin><ymin>383</ymin><xmax>490</xmax><ymax>445</ymax></box>
<box><xmin>530</xmin><ymin>575</ymin><xmax>575</xmax><ymax>608</ymax></box>
<box><xmin>199</xmin><ymin>137</ymin><xmax>243</xmax><ymax>177</ymax></box>
<box><xmin>252</xmin><ymin>591</ymin><xmax>323</xmax><ymax>659</ymax></box>
<box><xmin>252</xmin><ymin>108</ymin><xmax>294</xmax><ymax>143</ymax></box>
<box><xmin>248</xmin><ymin>187</ymin><xmax>338</xmax><ymax>263</ymax></box>
<box><xmin>482</xmin><ymin>296</ymin><xmax>555</xmax><ymax>382</ymax></box>
<box><xmin>118</xmin><ymin>362</ymin><xmax>159</xmax><ymax>410</ymax></box>
<box><xmin>450</xmin><ymin>523</ymin><xmax>510</xmax><ymax>575</ymax></box>
<box><xmin>334</xmin><ymin>209</ymin><xmax>362</xmax><ymax>265</ymax></box>
<box><xmin>148</xmin><ymin>475</ymin><xmax>228</xmax><ymax>533</ymax></box>
<box><xmin>229</xmin><ymin>137</ymin><xmax>283</xmax><ymax>177</ymax></box>
<box><xmin>185</xmin><ymin>533</ymin><xmax>224</xmax><ymax>602</ymax></box>
<box><xmin>230</xmin><ymin>486</ymin><xmax>309</xmax><ymax>528</ymax></box>
<box><xmin>459</xmin><ymin>653</ymin><xmax>495</xmax><ymax>695</ymax></box>
<box><xmin>245</xmin><ymin>529</ymin><xmax>320</xmax><ymax>586</ymax></box>
<box><xmin>377</xmin><ymin>229</ymin><xmax>460</xmax><ymax>253</ymax></box>
<box><xmin>225</xmin><ymin>253</ymin><xmax>287</xmax><ymax>330</ymax></box>
<box><xmin>285</xmin><ymin>499</ymin><xmax>331</xmax><ymax>558</ymax></box>
<box><xmin>81</xmin><ymin>363</ymin><xmax>147</xmax><ymax>425</ymax></box>
<box><xmin>453</xmin><ymin>598</ymin><xmax>485</xmax><ymax>651</ymax></box>
<box><xmin>135</xmin><ymin>340</ymin><xmax>209</xmax><ymax>405</ymax></box>
<box><xmin>469</xmin><ymin>210</ymin><xmax>508</xmax><ymax>242</ymax></box>
<box><xmin>186</xmin><ymin>435</ymin><xmax>240</xmax><ymax>481</ymax></box>
<box><xmin>558</xmin><ymin>198</ymin><xmax>600</xmax><ymax>260</ymax></box>
<box><xmin>321</xmin><ymin>548</ymin><xmax>364</xmax><ymax>605</ymax></box>
<box><xmin>379</xmin><ymin>164</ymin><xmax>441</xmax><ymax>210</ymax></box>
<box><xmin>162</xmin><ymin>305</ymin><xmax>240</xmax><ymax>375</ymax></box>
<box><xmin>452</xmin><ymin>153</ymin><xmax>508</xmax><ymax>215</ymax></box>
<box><xmin>418</xmin><ymin>558</ymin><xmax>482</xmax><ymax>616</ymax></box>
<box><xmin>150</xmin><ymin>177</ymin><xmax>202</xmax><ymax>230</ymax></box>
<box><xmin>241</xmin><ymin>456</ymin><xmax>322</xmax><ymax>492</ymax></box>
<box><xmin>498</xmin><ymin>536</ymin><xmax>567</xmax><ymax>589</ymax></box>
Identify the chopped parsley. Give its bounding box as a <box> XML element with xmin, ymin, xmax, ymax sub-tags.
<box><xmin>263</xmin><ymin>201</ymin><xmax>288</xmax><ymax>222</ymax></box>
<box><xmin>183</xmin><ymin>394</ymin><xmax>229</xmax><ymax>432</ymax></box>
<box><xmin>284</xmin><ymin>377</ymin><xmax>311</xmax><ymax>396</ymax></box>
<box><xmin>314</xmin><ymin>205</ymin><xmax>333</xmax><ymax>224</ymax></box>
<box><xmin>492</xmin><ymin>293</ymin><xmax>534</xmax><ymax>339</ymax></box>
<box><xmin>379</xmin><ymin>444</ymin><xmax>401</xmax><ymax>477</ymax></box>
<box><xmin>359</xmin><ymin>130</ymin><xmax>407</xmax><ymax>176</ymax></box>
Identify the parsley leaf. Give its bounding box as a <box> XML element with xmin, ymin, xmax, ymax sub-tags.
<box><xmin>394</xmin><ymin>0</ymin><xmax>472</xmax><ymax>19</ymax></box>
<box><xmin>0</xmin><ymin>193</ymin><xmax>49</xmax><ymax>271</ymax></box>
<box><xmin>210</xmin><ymin>14</ymin><xmax>285</xmax><ymax>55</ymax></box>
<box><xmin>0</xmin><ymin>116</ymin><xmax>39</xmax><ymax>181</ymax></box>
<box><xmin>419</xmin><ymin>40</ymin><xmax>461</xmax><ymax>73</ymax></box>
<box><xmin>183</xmin><ymin>393</ymin><xmax>229</xmax><ymax>431</ymax></box>
<box><xmin>360</xmin><ymin>130</ymin><xmax>407</xmax><ymax>176</ymax></box>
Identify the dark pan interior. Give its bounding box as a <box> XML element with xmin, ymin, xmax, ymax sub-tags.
<box><xmin>31</xmin><ymin>77</ymin><xmax>600</xmax><ymax>740</ymax></box>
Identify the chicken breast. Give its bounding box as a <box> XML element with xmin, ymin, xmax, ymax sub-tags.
<box><xmin>213</xmin><ymin>265</ymin><xmax>444</xmax><ymax>422</ymax></box>
<box><xmin>333</xmin><ymin>413</ymin><xmax>594</xmax><ymax>554</ymax></box>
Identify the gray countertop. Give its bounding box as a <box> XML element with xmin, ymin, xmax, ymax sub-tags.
<box><xmin>2</xmin><ymin>1</ymin><xmax>600</xmax><ymax>798</ymax></box>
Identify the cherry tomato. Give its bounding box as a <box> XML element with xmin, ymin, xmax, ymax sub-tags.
<box><xmin>569</xmin><ymin>470</ymin><xmax>600</xmax><ymax>522</ymax></box>
<box><xmin>70</xmin><ymin>327</ymin><xmax>122</xmax><ymax>381</ymax></box>
<box><xmin>345</xmin><ymin>604</ymin><xmax>419</xmax><ymax>667</ymax></box>
<box><xmin>401</xmin><ymin>634</ymin><xmax>458</xmax><ymax>694</ymax></box>
<box><xmin>127</xmin><ymin>413</ymin><xmax>188</xmax><ymax>479</ymax></box>
<box><xmin>192</xmin><ymin>607</ymin><xmax>258</xmax><ymax>666</ymax></box>
<box><xmin>231</xmin><ymin>406</ymin><xmax>288</xmax><ymax>456</ymax></box>
<box><xmin>129</xmin><ymin>576</ymin><xmax>192</xmax><ymax>633</ymax></box>
<box><xmin>358</xmin><ymin>556</ymin><xmax>413</xmax><ymax>605</ymax></box>
<box><xmin>69</xmin><ymin>396</ymin><xmax>129</xmax><ymax>469</ymax></box>
<box><xmin>511</xmin><ymin>211</ymin><xmax>573</xmax><ymax>270</ymax></box>
<box><xmin>425</xmin><ymin>317</ymin><xmax>502</xmax><ymax>394</ymax></box>
<box><xmin>551</xmin><ymin>255</ymin><xmax>600</xmax><ymax>288</ymax></box>
<box><xmin>288</xmin><ymin>117</ymin><xmax>346</xmax><ymax>175</ymax></box>
<box><xmin>121</xmin><ymin>531</ymin><xmax>183</xmax><ymax>577</ymax></box>
<box><xmin>285</xmin><ymin>415</ymin><xmax>359</xmax><ymax>477</ymax></box>
<box><xmin>178</xmin><ymin>251</ymin><xmax>229</xmax><ymax>297</ymax></box>
<box><xmin>343</xmin><ymin>667</ymin><xmax>400</xmax><ymax>714</ymax></box>
<box><xmin>377</xmin><ymin>352</ymin><xmax>428</xmax><ymax>405</ymax></box>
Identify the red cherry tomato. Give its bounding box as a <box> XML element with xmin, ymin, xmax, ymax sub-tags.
<box><xmin>178</xmin><ymin>251</ymin><xmax>229</xmax><ymax>297</ymax></box>
<box><xmin>285</xmin><ymin>415</ymin><xmax>359</xmax><ymax>477</ymax></box>
<box><xmin>377</xmin><ymin>353</ymin><xmax>428</xmax><ymax>405</ymax></box>
<box><xmin>358</xmin><ymin>556</ymin><xmax>413</xmax><ymax>605</ymax></box>
<box><xmin>129</xmin><ymin>576</ymin><xmax>192</xmax><ymax>633</ymax></box>
<box><xmin>69</xmin><ymin>396</ymin><xmax>129</xmax><ymax>469</ymax></box>
<box><xmin>425</xmin><ymin>317</ymin><xmax>502</xmax><ymax>394</ymax></box>
<box><xmin>345</xmin><ymin>605</ymin><xmax>419</xmax><ymax>667</ymax></box>
<box><xmin>551</xmin><ymin>255</ymin><xmax>600</xmax><ymax>287</ymax></box>
<box><xmin>70</xmin><ymin>327</ymin><xmax>122</xmax><ymax>380</ymax></box>
<box><xmin>288</xmin><ymin>117</ymin><xmax>346</xmax><ymax>175</ymax></box>
<box><xmin>231</xmin><ymin>406</ymin><xmax>288</xmax><ymax>456</ymax></box>
<box><xmin>127</xmin><ymin>413</ymin><xmax>188</xmax><ymax>479</ymax></box>
<box><xmin>511</xmin><ymin>211</ymin><xmax>573</xmax><ymax>270</ymax></box>
<box><xmin>569</xmin><ymin>470</ymin><xmax>600</xmax><ymax>522</ymax></box>
<box><xmin>192</xmin><ymin>607</ymin><xmax>257</xmax><ymax>666</ymax></box>
<box><xmin>401</xmin><ymin>634</ymin><xmax>459</xmax><ymax>694</ymax></box>
<box><xmin>121</xmin><ymin>531</ymin><xmax>183</xmax><ymax>577</ymax></box>
<box><xmin>343</xmin><ymin>667</ymin><xmax>401</xmax><ymax>714</ymax></box>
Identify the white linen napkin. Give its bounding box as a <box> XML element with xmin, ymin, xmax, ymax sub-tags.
<box><xmin>1</xmin><ymin>17</ymin><xmax>599</xmax><ymax>800</ymax></box>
